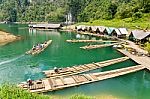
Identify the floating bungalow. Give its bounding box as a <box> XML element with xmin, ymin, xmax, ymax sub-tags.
<box><xmin>129</xmin><ymin>30</ymin><xmax>150</xmax><ymax>43</ymax></box>
<box><xmin>88</xmin><ymin>26</ymin><xmax>97</xmax><ymax>33</ymax></box>
<box><xmin>97</xmin><ymin>26</ymin><xmax>106</xmax><ymax>34</ymax></box>
<box><xmin>75</xmin><ymin>25</ymin><xmax>128</xmax><ymax>38</ymax></box>
<box><xmin>103</xmin><ymin>27</ymin><xmax>115</xmax><ymax>35</ymax></box>
<box><xmin>119</xmin><ymin>28</ymin><xmax>128</xmax><ymax>38</ymax></box>
<box><xmin>111</xmin><ymin>28</ymin><xmax>128</xmax><ymax>38</ymax></box>
<box><xmin>29</xmin><ymin>24</ymin><xmax>62</xmax><ymax>29</ymax></box>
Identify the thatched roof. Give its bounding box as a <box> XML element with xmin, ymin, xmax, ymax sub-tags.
<box><xmin>131</xmin><ymin>30</ymin><xmax>150</xmax><ymax>40</ymax></box>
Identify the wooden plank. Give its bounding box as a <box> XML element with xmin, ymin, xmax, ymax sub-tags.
<box><xmin>85</xmin><ymin>64</ymin><xmax>97</xmax><ymax>69</ymax></box>
<box><xmin>63</xmin><ymin>77</ymin><xmax>76</xmax><ymax>84</ymax></box>
<box><xmin>89</xmin><ymin>74</ymin><xmax>98</xmax><ymax>81</ymax></box>
<box><xmin>71</xmin><ymin>76</ymin><xmax>81</xmax><ymax>83</ymax></box>
<box><xmin>82</xmin><ymin>74</ymin><xmax>92</xmax><ymax>81</ymax></box>
<box><xmin>43</xmin><ymin>79</ymin><xmax>51</xmax><ymax>90</ymax></box>
<box><xmin>60</xmin><ymin>77</ymin><xmax>67</xmax><ymax>85</ymax></box>
<box><xmin>55</xmin><ymin>78</ymin><xmax>64</xmax><ymax>86</ymax></box>
<box><xmin>72</xmin><ymin>66</ymin><xmax>82</xmax><ymax>71</ymax></box>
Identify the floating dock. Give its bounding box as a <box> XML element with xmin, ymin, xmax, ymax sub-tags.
<box><xmin>29</xmin><ymin>24</ymin><xmax>62</xmax><ymax>29</ymax></box>
<box><xmin>117</xmin><ymin>49</ymin><xmax>150</xmax><ymax>70</ymax></box>
<box><xmin>18</xmin><ymin>65</ymin><xmax>145</xmax><ymax>93</ymax></box>
<box><xmin>43</xmin><ymin>57</ymin><xmax>129</xmax><ymax>78</ymax></box>
<box><xmin>80</xmin><ymin>43</ymin><xmax>121</xmax><ymax>50</ymax></box>
<box><xmin>66</xmin><ymin>40</ymin><xmax>118</xmax><ymax>43</ymax></box>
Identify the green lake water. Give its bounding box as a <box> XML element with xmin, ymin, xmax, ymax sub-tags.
<box><xmin>0</xmin><ymin>24</ymin><xmax>150</xmax><ymax>99</ymax></box>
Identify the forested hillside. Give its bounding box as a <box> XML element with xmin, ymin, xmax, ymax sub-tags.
<box><xmin>0</xmin><ymin>0</ymin><xmax>150</xmax><ymax>22</ymax></box>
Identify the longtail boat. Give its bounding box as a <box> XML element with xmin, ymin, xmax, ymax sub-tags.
<box><xmin>26</xmin><ymin>40</ymin><xmax>52</xmax><ymax>55</ymax></box>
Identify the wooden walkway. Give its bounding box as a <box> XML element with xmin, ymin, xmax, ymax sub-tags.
<box><xmin>117</xmin><ymin>49</ymin><xmax>150</xmax><ymax>70</ymax></box>
<box><xmin>43</xmin><ymin>57</ymin><xmax>129</xmax><ymax>78</ymax></box>
<box><xmin>80</xmin><ymin>43</ymin><xmax>120</xmax><ymax>50</ymax></box>
<box><xmin>66</xmin><ymin>40</ymin><xmax>118</xmax><ymax>43</ymax></box>
<box><xmin>18</xmin><ymin>65</ymin><xmax>145</xmax><ymax>93</ymax></box>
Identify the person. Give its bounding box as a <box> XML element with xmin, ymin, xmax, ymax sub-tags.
<box><xmin>44</xmin><ymin>41</ymin><xmax>47</xmax><ymax>44</ymax></box>
<box><xmin>32</xmin><ymin>45</ymin><xmax>36</xmax><ymax>50</ymax></box>
<box><xmin>27</xmin><ymin>78</ymin><xmax>33</xmax><ymax>86</ymax></box>
<box><xmin>54</xmin><ymin>67</ymin><xmax>59</xmax><ymax>73</ymax></box>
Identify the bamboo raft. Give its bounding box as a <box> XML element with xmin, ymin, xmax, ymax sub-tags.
<box><xmin>80</xmin><ymin>43</ymin><xmax>120</xmax><ymax>50</ymax></box>
<box><xmin>66</xmin><ymin>40</ymin><xmax>118</xmax><ymax>43</ymax></box>
<box><xmin>26</xmin><ymin>40</ymin><xmax>52</xmax><ymax>55</ymax></box>
<box><xmin>18</xmin><ymin>65</ymin><xmax>145</xmax><ymax>93</ymax></box>
<box><xmin>43</xmin><ymin>57</ymin><xmax>129</xmax><ymax>78</ymax></box>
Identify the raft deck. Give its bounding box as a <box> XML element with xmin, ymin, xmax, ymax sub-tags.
<box><xmin>80</xmin><ymin>42</ymin><xmax>121</xmax><ymax>50</ymax></box>
<box><xmin>43</xmin><ymin>57</ymin><xmax>129</xmax><ymax>78</ymax></box>
<box><xmin>66</xmin><ymin>40</ymin><xmax>118</xmax><ymax>43</ymax></box>
<box><xmin>19</xmin><ymin>65</ymin><xmax>145</xmax><ymax>93</ymax></box>
<box><xmin>26</xmin><ymin>40</ymin><xmax>52</xmax><ymax>55</ymax></box>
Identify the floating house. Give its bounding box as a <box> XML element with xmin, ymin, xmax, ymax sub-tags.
<box><xmin>88</xmin><ymin>26</ymin><xmax>98</xmax><ymax>33</ymax></box>
<box><xmin>129</xmin><ymin>30</ymin><xmax>150</xmax><ymax>43</ymax></box>
<box><xmin>81</xmin><ymin>26</ymin><xmax>88</xmax><ymax>31</ymax></box>
<box><xmin>75</xmin><ymin>25</ymin><xmax>128</xmax><ymax>38</ymax></box>
<box><xmin>97</xmin><ymin>26</ymin><xmax>106</xmax><ymax>34</ymax></box>
<box><xmin>111</xmin><ymin>28</ymin><xmax>128</xmax><ymax>38</ymax></box>
<box><xmin>103</xmin><ymin>27</ymin><xmax>115</xmax><ymax>35</ymax></box>
<box><xmin>118</xmin><ymin>28</ymin><xmax>128</xmax><ymax>38</ymax></box>
<box><xmin>76</xmin><ymin>25</ymin><xmax>88</xmax><ymax>31</ymax></box>
<box><xmin>29</xmin><ymin>24</ymin><xmax>62</xmax><ymax>29</ymax></box>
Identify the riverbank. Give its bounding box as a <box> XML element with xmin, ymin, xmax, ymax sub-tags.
<box><xmin>0</xmin><ymin>30</ymin><xmax>21</xmax><ymax>45</ymax></box>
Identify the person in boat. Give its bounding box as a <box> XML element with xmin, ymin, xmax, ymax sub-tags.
<box><xmin>36</xmin><ymin>43</ymin><xmax>42</xmax><ymax>50</ymax></box>
<box><xmin>39</xmin><ymin>44</ymin><xmax>43</xmax><ymax>49</ymax></box>
<box><xmin>27</xmin><ymin>78</ymin><xmax>33</xmax><ymax>86</ymax></box>
<box><xmin>44</xmin><ymin>41</ymin><xmax>47</xmax><ymax>44</ymax></box>
<box><xmin>54</xmin><ymin>67</ymin><xmax>59</xmax><ymax>73</ymax></box>
<box><xmin>32</xmin><ymin>45</ymin><xmax>36</xmax><ymax>51</ymax></box>
<box><xmin>41</xmin><ymin>43</ymin><xmax>45</xmax><ymax>48</ymax></box>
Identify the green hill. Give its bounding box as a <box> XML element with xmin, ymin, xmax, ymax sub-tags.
<box><xmin>0</xmin><ymin>0</ymin><xmax>150</xmax><ymax>24</ymax></box>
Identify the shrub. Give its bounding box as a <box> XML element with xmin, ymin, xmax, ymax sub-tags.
<box><xmin>0</xmin><ymin>84</ymin><xmax>50</xmax><ymax>99</ymax></box>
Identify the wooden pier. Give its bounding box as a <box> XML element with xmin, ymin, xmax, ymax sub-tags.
<box><xmin>18</xmin><ymin>65</ymin><xmax>145</xmax><ymax>93</ymax></box>
<box><xmin>66</xmin><ymin>40</ymin><xmax>118</xmax><ymax>43</ymax></box>
<box><xmin>43</xmin><ymin>57</ymin><xmax>129</xmax><ymax>78</ymax></box>
<box><xmin>80</xmin><ymin>43</ymin><xmax>120</xmax><ymax>50</ymax></box>
<box><xmin>117</xmin><ymin>49</ymin><xmax>150</xmax><ymax>70</ymax></box>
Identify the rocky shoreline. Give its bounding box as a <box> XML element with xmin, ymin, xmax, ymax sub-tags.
<box><xmin>0</xmin><ymin>30</ymin><xmax>21</xmax><ymax>45</ymax></box>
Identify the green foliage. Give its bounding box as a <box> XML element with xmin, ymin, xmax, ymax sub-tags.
<box><xmin>69</xmin><ymin>94</ymin><xmax>95</xmax><ymax>99</ymax></box>
<box><xmin>0</xmin><ymin>0</ymin><xmax>68</xmax><ymax>22</ymax></box>
<box><xmin>145</xmin><ymin>42</ymin><xmax>150</xmax><ymax>54</ymax></box>
<box><xmin>76</xmin><ymin>14</ymin><xmax>150</xmax><ymax>29</ymax></box>
<box><xmin>78</xmin><ymin>0</ymin><xmax>150</xmax><ymax>22</ymax></box>
<box><xmin>0</xmin><ymin>0</ymin><xmax>150</xmax><ymax>22</ymax></box>
<box><xmin>0</xmin><ymin>84</ymin><xmax>50</xmax><ymax>99</ymax></box>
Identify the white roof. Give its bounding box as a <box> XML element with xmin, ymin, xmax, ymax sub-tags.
<box><xmin>91</xmin><ymin>26</ymin><xmax>97</xmax><ymax>31</ymax></box>
<box><xmin>131</xmin><ymin>30</ymin><xmax>150</xmax><ymax>40</ymax></box>
<box><xmin>97</xmin><ymin>26</ymin><xmax>106</xmax><ymax>32</ymax></box>
<box><xmin>114</xmin><ymin>29</ymin><xmax>121</xmax><ymax>35</ymax></box>
<box><xmin>119</xmin><ymin>28</ymin><xmax>128</xmax><ymax>35</ymax></box>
